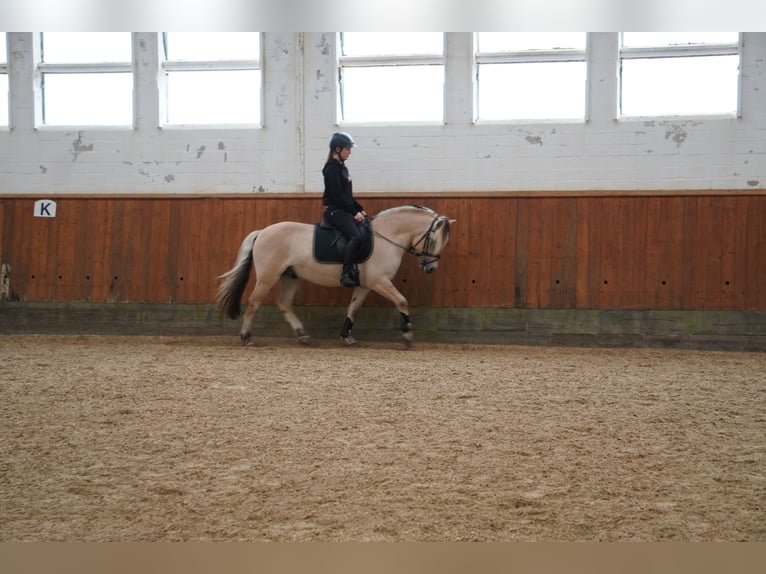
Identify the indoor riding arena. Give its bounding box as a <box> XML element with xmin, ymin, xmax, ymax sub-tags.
<box><xmin>1</xmin><ymin>33</ymin><xmax>764</xmax><ymax>543</ymax></box>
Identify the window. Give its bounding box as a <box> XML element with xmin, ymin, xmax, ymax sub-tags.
<box><xmin>620</xmin><ymin>33</ymin><xmax>740</xmax><ymax>117</ymax></box>
<box><xmin>476</xmin><ymin>33</ymin><xmax>587</xmax><ymax>121</ymax></box>
<box><xmin>162</xmin><ymin>32</ymin><xmax>261</xmax><ymax>125</ymax></box>
<box><xmin>40</xmin><ymin>33</ymin><xmax>133</xmax><ymax>126</ymax></box>
<box><xmin>338</xmin><ymin>32</ymin><xmax>444</xmax><ymax>123</ymax></box>
<box><xmin>0</xmin><ymin>33</ymin><xmax>7</xmax><ymax>126</ymax></box>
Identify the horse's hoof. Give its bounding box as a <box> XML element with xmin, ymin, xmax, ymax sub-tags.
<box><xmin>240</xmin><ymin>334</ymin><xmax>253</xmax><ymax>347</ymax></box>
<box><xmin>297</xmin><ymin>334</ymin><xmax>311</xmax><ymax>345</ymax></box>
<box><xmin>402</xmin><ymin>332</ymin><xmax>414</xmax><ymax>349</ymax></box>
<box><xmin>342</xmin><ymin>335</ymin><xmax>357</xmax><ymax>347</ymax></box>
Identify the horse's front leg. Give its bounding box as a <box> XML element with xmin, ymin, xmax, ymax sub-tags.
<box><xmin>340</xmin><ymin>286</ymin><xmax>370</xmax><ymax>346</ymax></box>
<box><xmin>368</xmin><ymin>278</ymin><xmax>413</xmax><ymax>348</ymax></box>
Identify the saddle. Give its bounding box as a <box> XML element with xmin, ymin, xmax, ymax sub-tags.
<box><xmin>313</xmin><ymin>218</ymin><xmax>373</xmax><ymax>264</ymax></box>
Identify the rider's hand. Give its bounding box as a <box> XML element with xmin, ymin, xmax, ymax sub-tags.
<box><xmin>354</xmin><ymin>211</ymin><xmax>365</xmax><ymax>222</ymax></box>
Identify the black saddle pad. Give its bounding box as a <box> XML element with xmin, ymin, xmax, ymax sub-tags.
<box><xmin>313</xmin><ymin>220</ymin><xmax>373</xmax><ymax>264</ymax></box>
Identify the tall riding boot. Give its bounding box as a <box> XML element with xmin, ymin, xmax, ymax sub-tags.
<box><xmin>340</xmin><ymin>237</ymin><xmax>361</xmax><ymax>287</ymax></box>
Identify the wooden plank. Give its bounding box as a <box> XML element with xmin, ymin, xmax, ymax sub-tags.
<box><xmin>72</xmin><ymin>200</ymin><xmax>93</xmax><ymax>301</ymax></box>
<box><xmin>165</xmin><ymin>197</ymin><xmax>183</xmax><ymax>303</ymax></box>
<box><xmin>197</xmin><ymin>197</ymin><xmax>224</xmax><ymax>305</ymax></box>
<box><xmin>88</xmin><ymin>199</ymin><xmax>111</xmax><ymax>302</ymax></box>
<box><xmin>21</xmin><ymin>201</ymin><xmax>39</xmax><ymax>300</ymax></box>
<box><xmin>536</xmin><ymin>198</ymin><xmax>554</xmax><ymax>309</ymax></box>
<box><xmin>586</xmin><ymin>198</ymin><xmax>603</xmax><ymax>309</ymax></box>
<box><xmin>0</xmin><ymin>200</ymin><xmax>5</xmax><ymax>280</ymax></box>
<box><xmin>720</xmin><ymin>196</ymin><xmax>746</xmax><ymax>310</ymax></box>
<box><xmin>105</xmin><ymin>199</ymin><xmax>125</xmax><ymax>302</ymax></box>
<box><xmin>0</xmin><ymin>199</ymin><xmax>18</xmax><ymax>299</ymax></box>
<box><xmin>552</xmin><ymin>197</ymin><xmax>578</xmax><ymax>308</ymax></box>
<box><xmin>122</xmin><ymin>199</ymin><xmax>147</xmax><ymax>303</ymax></box>
<box><xmin>545</xmin><ymin>198</ymin><xmax>562</xmax><ymax>309</ymax></box>
<box><xmin>597</xmin><ymin>198</ymin><xmax>623</xmax><ymax>309</ymax></box>
<box><xmin>442</xmin><ymin>196</ymin><xmax>472</xmax><ymax>308</ymax></box>
<box><xmin>680</xmin><ymin>196</ymin><xmax>697</xmax><ymax>309</ymax></box>
<box><xmin>431</xmin><ymin>196</ymin><xmax>457</xmax><ymax>308</ymax></box>
<box><xmin>40</xmin><ymin>204</ymin><xmax>60</xmax><ymax>301</ymax></box>
<box><xmin>532</xmin><ymin>198</ymin><xmax>548</xmax><ymax>309</ymax></box>
<box><xmin>465</xmin><ymin>198</ymin><xmax>486</xmax><ymax>307</ymax></box>
<box><xmin>755</xmin><ymin>197</ymin><xmax>766</xmax><ymax>309</ymax></box>
<box><xmin>53</xmin><ymin>198</ymin><xmax>79</xmax><ymax>301</ymax></box>
<box><xmin>700</xmin><ymin>197</ymin><xmax>724</xmax><ymax>309</ymax></box>
<box><xmin>514</xmin><ymin>198</ymin><xmax>530</xmax><ymax>308</ymax></box>
<box><xmin>645</xmin><ymin>196</ymin><xmax>666</xmax><ymax>308</ymax></box>
<box><xmin>3</xmin><ymin>200</ymin><xmax>28</xmax><ymax>301</ymax></box>
<box><xmin>574</xmin><ymin>197</ymin><xmax>590</xmax><ymax>309</ymax></box>
<box><xmin>145</xmin><ymin>199</ymin><xmax>172</xmax><ymax>303</ymax></box>
<box><xmin>616</xmin><ymin>197</ymin><xmax>635</xmax><ymax>308</ymax></box>
<box><xmin>487</xmin><ymin>197</ymin><xmax>517</xmax><ymax>307</ymax></box>
<box><xmin>114</xmin><ymin>198</ymin><xmax>131</xmax><ymax>302</ymax></box>
<box><xmin>666</xmin><ymin>196</ymin><xmax>686</xmax><ymax>309</ymax></box>
<box><xmin>176</xmin><ymin>198</ymin><xmax>200</xmax><ymax>304</ymax></box>
<box><xmin>742</xmin><ymin>196</ymin><xmax>762</xmax><ymax>309</ymax></box>
<box><xmin>525</xmin><ymin>199</ymin><xmax>543</xmax><ymax>308</ymax></box>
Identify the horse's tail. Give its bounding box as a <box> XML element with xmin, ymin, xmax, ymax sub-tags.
<box><xmin>216</xmin><ymin>230</ymin><xmax>259</xmax><ymax>319</ymax></box>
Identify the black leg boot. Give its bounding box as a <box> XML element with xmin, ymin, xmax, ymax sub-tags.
<box><xmin>340</xmin><ymin>264</ymin><xmax>358</xmax><ymax>287</ymax></box>
<box><xmin>340</xmin><ymin>237</ymin><xmax>361</xmax><ymax>287</ymax></box>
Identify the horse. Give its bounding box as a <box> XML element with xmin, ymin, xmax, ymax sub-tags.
<box><xmin>216</xmin><ymin>205</ymin><xmax>454</xmax><ymax>347</ymax></box>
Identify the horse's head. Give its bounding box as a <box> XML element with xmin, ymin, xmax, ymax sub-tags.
<box><xmin>372</xmin><ymin>205</ymin><xmax>455</xmax><ymax>273</ymax></box>
<box><xmin>413</xmin><ymin>212</ymin><xmax>454</xmax><ymax>274</ymax></box>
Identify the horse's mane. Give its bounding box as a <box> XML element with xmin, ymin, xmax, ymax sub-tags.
<box><xmin>374</xmin><ymin>205</ymin><xmax>436</xmax><ymax>219</ymax></box>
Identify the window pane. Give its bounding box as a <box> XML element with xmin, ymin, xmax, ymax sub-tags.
<box><xmin>42</xmin><ymin>33</ymin><xmax>131</xmax><ymax>63</ymax></box>
<box><xmin>621</xmin><ymin>55</ymin><xmax>739</xmax><ymax>116</ymax></box>
<box><xmin>622</xmin><ymin>33</ymin><xmax>738</xmax><ymax>48</ymax></box>
<box><xmin>341</xmin><ymin>65</ymin><xmax>443</xmax><ymax>122</ymax></box>
<box><xmin>165</xmin><ymin>32</ymin><xmax>259</xmax><ymax>61</ymax></box>
<box><xmin>341</xmin><ymin>33</ymin><xmax>443</xmax><ymax>56</ymax></box>
<box><xmin>43</xmin><ymin>73</ymin><xmax>133</xmax><ymax>125</ymax></box>
<box><xmin>478</xmin><ymin>62</ymin><xmax>586</xmax><ymax>120</ymax></box>
<box><xmin>0</xmin><ymin>32</ymin><xmax>6</xmax><ymax>62</ymax></box>
<box><xmin>0</xmin><ymin>75</ymin><xmax>8</xmax><ymax>126</ymax></box>
<box><xmin>166</xmin><ymin>70</ymin><xmax>261</xmax><ymax>124</ymax></box>
<box><xmin>478</xmin><ymin>32</ymin><xmax>586</xmax><ymax>52</ymax></box>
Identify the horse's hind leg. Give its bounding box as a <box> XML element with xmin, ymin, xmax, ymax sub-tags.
<box><xmin>277</xmin><ymin>272</ymin><xmax>310</xmax><ymax>344</ymax></box>
<box><xmin>239</xmin><ymin>279</ymin><xmax>276</xmax><ymax>345</ymax></box>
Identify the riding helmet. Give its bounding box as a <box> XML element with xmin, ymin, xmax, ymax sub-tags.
<box><xmin>329</xmin><ymin>131</ymin><xmax>356</xmax><ymax>150</ymax></box>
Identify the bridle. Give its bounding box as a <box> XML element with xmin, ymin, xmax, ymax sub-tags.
<box><xmin>367</xmin><ymin>214</ymin><xmax>447</xmax><ymax>267</ymax></box>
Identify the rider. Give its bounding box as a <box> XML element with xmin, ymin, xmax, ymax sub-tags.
<box><xmin>322</xmin><ymin>131</ymin><xmax>367</xmax><ymax>287</ymax></box>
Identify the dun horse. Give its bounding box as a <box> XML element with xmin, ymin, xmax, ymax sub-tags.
<box><xmin>216</xmin><ymin>205</ymin><xmax>453</xmax><ymax>347</ymax></box>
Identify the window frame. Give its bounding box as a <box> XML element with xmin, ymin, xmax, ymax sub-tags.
<box><xmin>336</xmin><ymin>32</ymin><xmax>445</xmax><ymax>124</ymax></box>
<box><xmin>474</xmin><ymin>33</ymin><xmax>588</xmax><ymax>122</ymax></box>
<box><xmin>618</xmin><ymin>33</ymin><xmax>743</xmax><ymax>118</ymax></box>
<box><xmin>160</xmin><ymin>32</ymin><xmax>263</xmax><ymax>127</ymax></box>
<box><xmin>0</xmin><ymin>32</ymin><xmax>7</xmax><ymax>127</ymax></box>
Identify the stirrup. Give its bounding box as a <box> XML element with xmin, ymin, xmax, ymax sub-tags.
<box><xmin>340</xmin><ymin>267</ymin><xmax>359</xmax><ymax>287</ymax></box>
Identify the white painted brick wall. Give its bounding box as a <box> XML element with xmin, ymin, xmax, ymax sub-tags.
<box><xmin>0</xmin><ymin>32</ymin><xmax>764</xmax><ymax>195</ymax></box>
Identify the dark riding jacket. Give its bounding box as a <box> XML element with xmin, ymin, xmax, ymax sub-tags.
<box><xmin>322</xmin><ymin>158</ymin><xmax>364</xmax><ymax>216</ymax></box>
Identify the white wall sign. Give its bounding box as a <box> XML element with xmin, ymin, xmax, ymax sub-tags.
<box><xmin>34</xmin><ymin>199</ymin><xmax>57</xmax><ymax>218</ymax></box>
